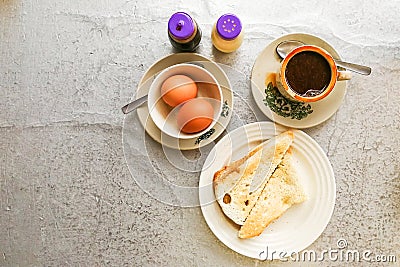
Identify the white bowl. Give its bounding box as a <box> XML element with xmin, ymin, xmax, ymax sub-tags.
<box><xmin>147</xmin><ymin>63</ymin><xmax>222</xmax><ymax>139</ymax></box>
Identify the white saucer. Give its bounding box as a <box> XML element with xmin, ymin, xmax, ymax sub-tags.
<box><xmin>136</xmin><ymin>53</ymin><xmax>233</xmax><ymax>150</ymax></box>
<box><xmin>251</xmin><ymin>33</ymin><xmax>347</xmax><ymax>128</ymax></box>
<box><xmin>199</xmin><ymin>122</ymin><xmax>336</xmax><ymax>259</ymax></box>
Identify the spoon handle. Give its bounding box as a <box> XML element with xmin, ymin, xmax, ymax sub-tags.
<box><xmin>121</xmin><ymin>95</ymin><xmax>148</xmax><ymax>114</ymax></box>
<box><xmin>334</xmin><ymin>60</ymin><xmax>371</xmax><ymax>75</ymax></box>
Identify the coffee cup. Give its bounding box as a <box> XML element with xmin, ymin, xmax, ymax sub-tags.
<box><xmin>276</xmin><ymin>45</ymin><xmax>351</xmax><ymax>102</ymax></box>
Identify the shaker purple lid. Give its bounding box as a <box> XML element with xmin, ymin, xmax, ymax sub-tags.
<box><xmin>168</xmin><ymin>12</ymin><xmax>195</xmax><ymax>39</ymax></box>
<box><xmin>216</xmin><ymin>13</ymin><xmax>242</xmax><ymax>40</ymax></box>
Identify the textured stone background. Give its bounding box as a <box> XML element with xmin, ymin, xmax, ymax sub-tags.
<box><xmin>1</xmin><ymin>0</ymin><xmax>399</xmax><ymax>266</ymax></box>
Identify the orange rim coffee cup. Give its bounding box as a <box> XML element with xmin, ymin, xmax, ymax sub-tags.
<box><xmin>277</xmin><ymin>45</ymin><xmax>351</xmax><ymax>103</ymax></box>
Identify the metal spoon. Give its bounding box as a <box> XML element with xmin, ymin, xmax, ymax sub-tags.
<box><xmin>276</xmin><ymin>40</ymin><xmax>371</xmax><ymax>75</ymax></box>
<box><xmin>121</xmin><ymin>95</ymin><xmax>148</xmax><ymax>114</ymax></box>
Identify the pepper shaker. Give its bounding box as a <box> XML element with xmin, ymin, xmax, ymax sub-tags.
<box><xmin>168</xmin><ymin>12</ymin><xmax>202</xmax><ymax>52</ymax></box>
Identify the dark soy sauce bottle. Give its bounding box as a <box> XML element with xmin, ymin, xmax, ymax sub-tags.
<box><xmin>168</xmin><ymin>12</ymin><xmax>202</xmax><ymax>52</ymax></box>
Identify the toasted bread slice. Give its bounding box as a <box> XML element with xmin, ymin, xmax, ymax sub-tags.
<box><xmin>213</xmin><ymin>131</ymin><xmax>294</xmax><ymax>225</ymax></box>
<box><xmin>238</xmin><ymin>151</ymin><xmax>306</xmax><ymax>239</ymax></box>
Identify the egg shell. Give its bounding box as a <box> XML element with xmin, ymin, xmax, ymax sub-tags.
<box><xmin>177</xmin><ymin>98</ymin><xmax>214</xmax><ymax>133</ymax></box>
<box><xmin>161</xmin><ymin>75</ymin><xmax>198</xmax><ymax>107</ymax></box>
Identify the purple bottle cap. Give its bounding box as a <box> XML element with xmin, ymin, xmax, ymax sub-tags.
<box><xmin>168</xmin><ymin>12</ymin><xmax>195</xmax><ymax>40</ymax></box>
<box><xmin>216</xmin><ymin>13</ymin><xmax>242</xmax><ymax>40</ymax></box>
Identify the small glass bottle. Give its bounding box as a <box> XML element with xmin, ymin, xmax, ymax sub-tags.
<box><xmin>168</xmin><ymin>12</ymin><xmax>202</xmax><ymax>52</ymax></box>
<box><xmin>211</xmin><ymin>14</ymin><xmax>243</xmax><ymax>53</ymax></box>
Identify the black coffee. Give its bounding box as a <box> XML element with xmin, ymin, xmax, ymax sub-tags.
<box><xmin>285</xmin><ymin>51</ymin><xmax>331</xmax><ymax>96</ymax></box>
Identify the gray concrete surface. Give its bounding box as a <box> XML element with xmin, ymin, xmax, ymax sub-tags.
<box><xmin>1</xmin><ymin>0</ymin><xmax>399</xmax><ymax>266</ymax></box>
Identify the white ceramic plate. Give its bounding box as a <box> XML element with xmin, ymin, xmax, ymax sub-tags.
<box><xmin>136</xmin><ymin>53</ymin><xmax>233</xmax><ymax>150</ymax></box>
<box><xmin>251</xmin><ymin>33</ymin><xmax>347</xmax><ymax>128</ymax></box>
<box><xmin>199</xmin><ymin>122</ymin><xmax>335</xmax><ymax>260</ymax></box>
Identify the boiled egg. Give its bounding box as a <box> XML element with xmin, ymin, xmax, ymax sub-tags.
<box><xmin>177</xmin><ymin>98</ymin><xmax>214</xmax><ymax>133</ymax></box>
<box><xmin>161</xmin><ymin>75</ymin><xmax>197</xmax><ymax>107</ymax></box>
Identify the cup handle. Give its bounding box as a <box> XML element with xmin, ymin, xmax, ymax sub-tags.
<box><xmin>338</xmin><ymin>71</ymin><xmax>352</xmax><ymax>81</ymax></box>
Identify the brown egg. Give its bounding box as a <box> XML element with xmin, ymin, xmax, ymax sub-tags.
<box><xmin>177</xmin><ymin>98</ymin><xmax>214</xmax><ymax>133</ymax></box>
<box><xmin>161</xmin><ymin>75</ymin><xmax>197</xmax><ymax>107</ymax></box>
